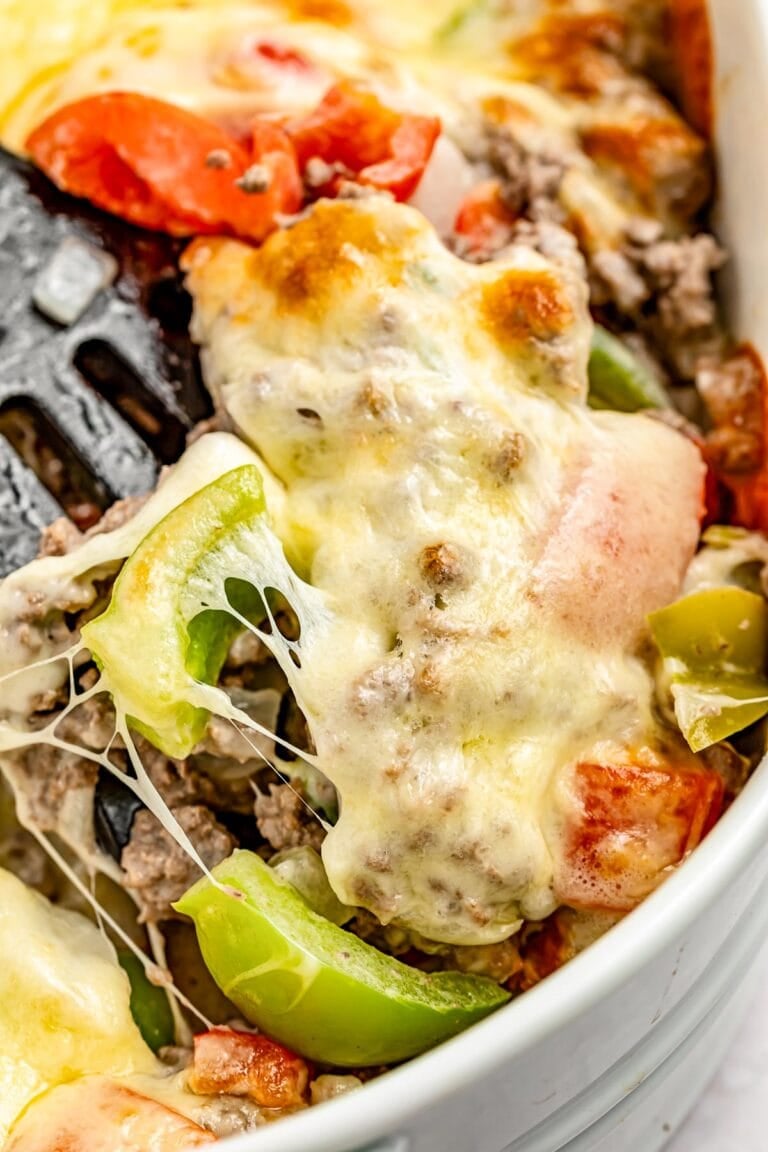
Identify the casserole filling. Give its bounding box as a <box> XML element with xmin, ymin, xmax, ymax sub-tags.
<box><xmin>0</xmin><ymin>0</ymin><xmax>766</xmax><ymax>1144</ymax></box>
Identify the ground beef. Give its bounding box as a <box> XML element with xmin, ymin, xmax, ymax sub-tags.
<box><xmin>701</xmin><ymin>741</ymin><xmax>752</xmax><ymax>798</ymax></box>
<box><xmin>442</xmin><ymin>939</ymin><xmax>524</xmax><ymax>984</ymax></box>
<box><xmin>82</xmin><ymin>492</ymin><xmax>149</xmax><ymax>539</ymax></box>
<box><xmin>121</xmin><ymin>806</ymin><xmax>236</xmax><ymax>922</ymax></box>
<box><xmin>590</xmin><ymin>246</ymin><xmax>647</xmax><ymax>312</ymax></box>
<box><xmin>640</xmin><ymin>233</ymin><xmax>725</xmax><ymax>365</ymax></box>
<box><xmin>13</xmin><ymin>592</ymin><xmax>84</xmax><ymax>653</ymax></box>
<box><xmin>697</xmin><ymin>349</ymin><xmax>765</xmax><ymax>475</ymax></box>
<box><xmin>37</xmin><ymin>492</ymin><xmax>146</xmax><ymax>561</ymax></box>
<box><xmin>591</xmin><ymin>221</ymin><xmax>726</xmax><ymax>379</ymax></box>
<box><xmin>186</xmin><ymin>409</ymin><xmax>235</xmax><ymax>447</ymax></box>
<box><xmin>483</xmin><ymin>127</ymin><xmax>567</xmax><ymax>224</ymax></box>
<box><xmin>11</xmin><ymin>744</ymin><xmax>98</xmax><ymax>833</ymax></box>
<box><xmin>347</xmin><ymin>911</ymin><xmax>524</xmax><ymax>981</ymax></box>
<box><xmin>224</xmin><ymin>630</ymin><xmax>272</xmax><ymax>670</ymax></box>
<box><xmin>346</xmin><ymin>909</ymin><xmax>413</xmax><ymax>957</ymax></box>
<box><xmin>55</xmin><ymin>691</ymin><xmax>115</xmax><ymax>751</ymax></box>
<box><xmin>37</xmin><ymin>516</ymin><xmax>83</xmax><ymax>558</ymax></box>
<box><xmin>198</xmin><ymin>716</ymin><xmax>264</xmax><ymax>766</ymax></box>
<box><xmin>510</xmin><ymin>217</ymin><xmax>587</xmax><ymax>280</ymax></box>
<box><xmin>309</xmin><ymin>1076</ymin><xmax>362</xmax><ymax>1106</ymax></box>
<box><xmin>0</xmin><ymin>827</ymin><xmax>58</xmax><ymax>897</ymax></box>
<box><xmin>194</xmin><ymin>1097</ymin><xmax>267</xmax><ymax>1137</ymax></box>
<box><xmin>138</xmin><ymin>740</ymin><xmax>222</xmax><ymax>810</ymax></box>
<box><xmin>254</xmin><ymin>783</ymin><xmax>325</xmax><ymax>853</ymax></box>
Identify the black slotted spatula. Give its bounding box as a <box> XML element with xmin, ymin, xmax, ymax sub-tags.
<box><xmin>0</xmin><ymin>147</ymin><xmax>211</xmax><ymax>577</ymax></box>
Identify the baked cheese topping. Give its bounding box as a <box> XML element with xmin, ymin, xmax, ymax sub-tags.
<box><xmin>0</xmin><ymin>0</ymin><xmax>705</xmax><ymax>243</ymax></box>
<box><xmin>185</xmin><ymin>197</ymin><xmax>703</xmax><ymax>943</ymax></box>
<box><xmin>0</xmin><ymin>432</ymin><xmax>280</xmax><ymax>721</ymax></box>
<box><xmin>0</xmin><ymin>868</ymin><xmax>156</xmax><ymax>1145</ymax></box>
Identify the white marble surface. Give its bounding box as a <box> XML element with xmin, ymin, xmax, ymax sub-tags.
<box><xmin>667</xmin><ymin>952</ymin><xmax>768</xmax><ymax>1152</ymax></box>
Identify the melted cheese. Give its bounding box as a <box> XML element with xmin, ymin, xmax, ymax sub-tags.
<box><xmin>0</xmin><ymin>431</ymin><xmax>277</xmax><ymax>718</ymax></box>
<box><xmin>0</xmin><ymin>867</ymin><xmax>156</xmax><ymax>1144</ymax></box>
<box><xmin>185</xmin><ymin>197</ymin><xmax>703</xmax><ymax>944</ymax></box>
<box><xmin>0</xmin><ymin>0</ymin><xmax>708</xmax><ymax>948</ymax></box>
<box><xmin>0</xmin><ymin>867</ymin><xmax>235</xmax><ymax>1145</ymax></box>
<box><xmin>0</xmin><ymin>0</ymin><xmax>701</xmax><ymax>238</ymax></box>
<box><xmin>0</xmin><ymin>2</ymin><xmax>418</xmax><ymax>153</ymax></box>
<box><xmin>0</xmin><ymin>201</ymin><xmax>703</xmax><ymax>950</ymax></box>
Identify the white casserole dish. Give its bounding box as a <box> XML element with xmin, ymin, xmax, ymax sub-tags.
<box><xmin>217</xmin><ymin>3</ymin><xmax>768</xmax><ymax>1149</ymax></box>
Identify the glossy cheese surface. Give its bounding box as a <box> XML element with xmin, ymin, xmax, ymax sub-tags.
<box><xmin>0</xmin><ymin>0</ymin><xmax>703</xmax><ymax>237</ymax></box>
<box><xmin>0</xmin><ymin>869</ymin><xmax>156</xmax><ymax>1144</ymax></box>
<box><xmin>186</xmin><ymin>198</ymin><xmax>704</xmax><ymax>943</ymax></box>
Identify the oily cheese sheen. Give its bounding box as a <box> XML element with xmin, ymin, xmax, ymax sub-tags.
<box><xmin>185</xmin><ymin>197</ymin><xmax>704</xmax><ymax>944</ymax></box>
<box><xmin>0</xmin><ymin>1</ymin><xmax>405</xmax><ymax>153</ymax></box>
<box><xmin>0</xmin><ymin>868</ymin><xmax>155</xmax><ymax>1145</ymax></box>
<box><xmin>0</xmin><ymin>0</ymin><xmax>703</xmax><ymax>240</ymax></box>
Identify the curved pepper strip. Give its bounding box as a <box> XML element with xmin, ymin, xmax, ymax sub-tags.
<box><xmin>117</xmin><ymin>952</ymin><xmax>175</xmax><ymax>1053</ymax></box>
<box><xmin>81</xmin><ymin>466</ymin><xmax>268</xmax><ymax>759</ymax></box>
<box><xmin>175</xmin><ymin>850</ymin><xmax>510</xmax><ymax>1066</ymax></box>
<box><xmin>649</xmin><ymin>585</ymin><xmax>768</xmax><ymax>752</ymax></box>
<box><xmin>588</xmin><ymin>325</ymin><xmax>670</xmax><ymax>412</ymax></box>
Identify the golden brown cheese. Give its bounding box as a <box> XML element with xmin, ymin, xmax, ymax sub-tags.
<box><xmin>185</xmin><ymin>197</ymin><xmax>703</xmax><ymax>944</ymax></box>
<box><xmin>0</xmin><ymin>0</ymin><xmax>709</xmax><ymax>240</ymax></box>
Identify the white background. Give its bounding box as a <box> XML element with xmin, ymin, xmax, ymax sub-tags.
<box><xmin>668</xmin><ymin>953</ymin><xmax>768</xmax><ymax>1152</ymax></box>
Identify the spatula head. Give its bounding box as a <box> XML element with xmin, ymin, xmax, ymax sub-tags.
<box><xmin>0</xmin><ymin>148</ymin><xmax>210</xmax><ymax>575</ymax></box>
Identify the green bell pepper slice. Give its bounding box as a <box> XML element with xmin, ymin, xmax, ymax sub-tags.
<box><xmin>174</xmin><ymin>850</ymin><xmax>510</xmax><ymax>1066</ymax></box>
<box><xmin>588</xmin><ymin>325</ymin><xmax>670</xmax><ymax>412</ymax></box>
<box><xmin>81</xmin><ymin>466</ymin><xmax>267</xmax><ymax>759</ymax></box>
<box><xmin>118</xmin><ymin>951</ymin><xmax>175</xmax><ymax>1053</ymax></box>
<box><xmin>649</xmin><ymin>586</ymin><xmax>768</xmax><ymax>752</ymax></box>
<box><xmin>270</xmin><ymin>846</ymin><xmax>353</xmax><ymax>926</ymax></box>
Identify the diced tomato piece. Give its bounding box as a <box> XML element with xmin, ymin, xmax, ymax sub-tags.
<box><xmin>668</xmin><ymin>0</ymin><xmax>714</xmax><ymax>138</ymax></box>
<box><xmin>731</xmin><ymin>470</ymin><xmax>768</xmax><ymax>534</ymax></box>
<box><xmin>26</xmin><ymin>93</ymin><xmax>302</xmax><ymax>242</ymax></box>
<box><xmin>701</xmin><ymin>453</ymin><xmax>723</xmax><ymax>526</ymax></box>
<box><xmin>706</xmin><ymin>345</ymin><xmax>768</xmax><ymax>531</ymax></box>
<box><xmin>726</xmin><ymin>391</ymin><xmax>768</xmax><ymax>533</ymax></box>
<box><xmin>554</xmin><ymin>757</ymin><xmax>724</xmax><ymax>912</ymax></box>
<box><xmin>286</xmin><ymin>81</ymin><xmax>440</xmax><ymax>201</ymax></box>
<box><xmin>188</xmin><ymin>1028</ymin><xmax>310</xmax><ymax>1108</ymax></box>
<box><xmin>453</xmin><ymin>179</ymin><xmax>517</xmax><ymax>257</ymax></box>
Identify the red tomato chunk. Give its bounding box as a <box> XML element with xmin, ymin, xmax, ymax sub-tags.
<box><xmin>287</xmin><ymin>80</ymin><xmax>440</xmax><ymax>200</ymax></box>
<box><xmin>26</xmin><ymin>93</ymin><xmax>302</xmax><ymax>241</ymax></box>
<box><xmin>188</xmin><ymin>1028</ymin><xmax>310</xmax><ymax>1108</ymax></box>
<box><xmin>555</xmin><ymin>758</ymin><xmax>724</xmax><ymax>912</ymax></box>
